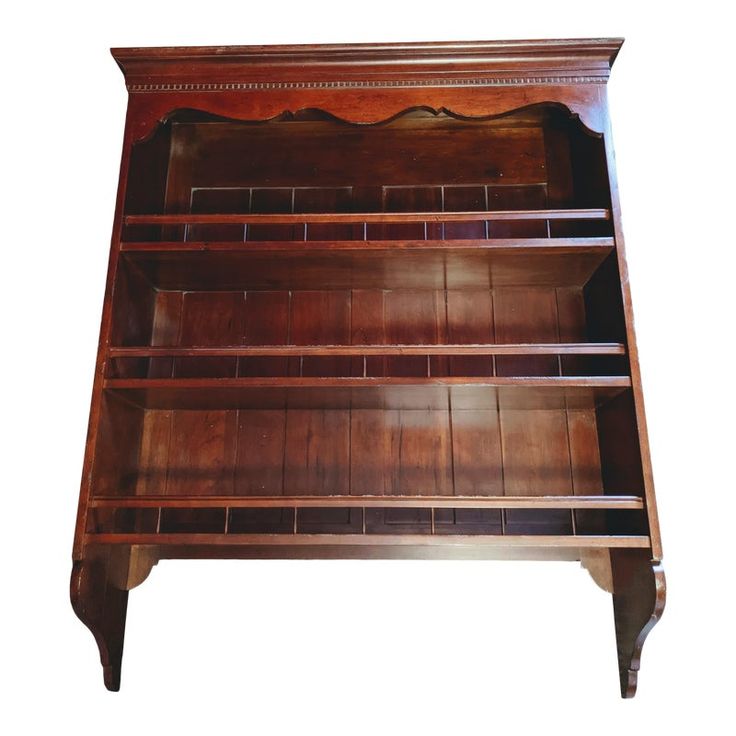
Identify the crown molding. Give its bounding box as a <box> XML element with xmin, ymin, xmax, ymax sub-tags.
<box><xmin>112</xmin><ymin>38</ymin><xmax>624</xmax><ymax>92</ymax></box>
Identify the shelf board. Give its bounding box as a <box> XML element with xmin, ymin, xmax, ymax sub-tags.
<box><xmin>90</xmin><ymin>495</ymin><xmax>644</xmax><ymax>510</ymax></box>
<box><xmin>120</xmin><ymin>238</ymin><xmax>615</xmax><ymax>290</ymax></box>
<box><xmin>85</xmin><ymin>532</ymin><xmax>650</xmax><ymax>549</ymax></box>
<box><xmin>108</xmin><ymin>342</ymin><xmax>626</xmax><ymax>358</ymax></box>
<box><xmin>104</xmin><ymin>376</ymin><xmax>631</xmax><ymax>410</ymax></box>
<box><xmin>124</xmin><ymin>208</ymin><xmax>611</xmax><ymax>226</ymax></box>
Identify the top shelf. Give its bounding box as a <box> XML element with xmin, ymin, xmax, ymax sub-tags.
<box><xmin>120</xmin><ymin>210</ymin><xmax>615</xmax><ymax>290</ymax></box>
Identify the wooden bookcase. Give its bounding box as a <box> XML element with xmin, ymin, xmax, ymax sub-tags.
<box><xmin>70</xmin><ymin>39</ymin><xmax>665</xmax><ymax>696</ymax></box>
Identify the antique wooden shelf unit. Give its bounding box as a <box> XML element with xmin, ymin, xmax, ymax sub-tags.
<box><xmin>71</xmin><ymin>38</ymin><xmax>665</xmax><ymax>696</ymax></box>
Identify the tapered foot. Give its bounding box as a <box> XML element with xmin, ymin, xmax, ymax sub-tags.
<box><xmin>610</xmin><ymin>549</ymin><xmax>666</xmax><ymax>698</ymax></box>
<box><xmin>70</xmin><ymin>547</ymin><xmax>129</xmax><ymax>691</ymax></box>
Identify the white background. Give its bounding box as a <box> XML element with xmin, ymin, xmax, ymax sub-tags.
<box><xmin>2</xmin><ymin>1</ymin><xmax>734</xmax><ymax>732</ymax></box>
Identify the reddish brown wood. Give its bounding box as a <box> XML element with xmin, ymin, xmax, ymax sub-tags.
<box><xmin>109</xmin><ymin>343</ymin><xmax>626</xmax><ymax>357</ymax></box>
<box><xmin>124</xmin><ymin>208</ymin><xmax>609</xmax><ymax>225</ymax></box>
<box><xmin>72</xmin><ymin>38</ymin><xmax>664</xmax><ymax>695</ymax></box>
<box><xmin>70</xmin><ymin>547</ymin><xmax>129</xmax><ymax>691</ymax></box>
<box><xmin>118</xmin><ymin>244</ymin><xmax>615</xmax><ymax>291</ymax></box>
<box><xmin>85</xmin><ymin>533</ymin><xmax>650</xmax><ymax>549</ymax></box>
<box><xmin>112</xmin><ymin>39</ymin><xmax>621</xmax><ymax>140</ymax></box>
<box><xmin>103</xmin><ymin>375</ymin><xmax>631</xmax><ymax>389</ymax></box>
<box><xmin>88</xmin><ymin>495</ymin><xmax>645</xmax><ymax>509</ymax></box>
<box><xmin>611</xmin><ymin>550</ymin><xmax>666</xmax><ymax>697</ymax></box>
<box><xmin>121</xmin><ymin>238</ymin><xmax>615</xmax><ymax>253</ymax></box>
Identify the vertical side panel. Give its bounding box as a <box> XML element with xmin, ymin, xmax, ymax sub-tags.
<box><xmin>555</xmin><ymin>287</ymin><xmax>587</xmax><ymax>375</ymax></box>
<box><xmin>543</xmin><ymin>123</ymin><xmax>575</xmax><ymax>209</ymax></box>
<box><xmin>568</xmin><ymin>407</ymin><xmax>606</xmax><ymax>534</ymax></box>
<box><xmin>73</xmin><ymin>115</ymin><xmax>138</xmax><ymax>558</ymax></box>
<box><xmin>568</xmin><ymin>409</ymin><xmax>604</xmax><ymax>492</ymax></box>
<box><xmin>108</xmin><ymin>259</ymin><xmax>157</xmax><ymax>356</ymax></box>
<box><xmin>90</xmin><ymin>394</ymin><xmax>144</xmax><ymax>497</ymax></box>
<box><xmin>596</xmin><ymin>392</ymin><xmax>645</xmax><ymax>496</ymax></box>
<box><xmin>162</xmin><ymin>123</ymin><xmax>199</xmax><ymax>241</ymax></box>
<box><xmin>147</xmin><ymin>290</ymin><xmax>183</xmax><ymax>378</ymax></box>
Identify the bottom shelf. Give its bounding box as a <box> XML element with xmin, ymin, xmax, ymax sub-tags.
<box><xmin>93</xmin><ymin>390</ymin><xmax>642</xmax><ymax>498</ymax></box>
<box><xmin>89</xmin><ymin>385</ymin><xmax>648</xmax><ymax>546</ymax></box>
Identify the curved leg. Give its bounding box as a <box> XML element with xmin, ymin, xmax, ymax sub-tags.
<box><xmin>70</xmin><ymin>546</ymin><xmax>129</xmax><ymax>691</ymax></box>
<box><xmin>610</xmin><ymin>549</ymin><xmax>666</xmax><ymax>698</ymax></box>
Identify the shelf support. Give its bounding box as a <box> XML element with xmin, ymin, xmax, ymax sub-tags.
<box><xmin>580</xmin><ymin>548</ymin><xmax>613</xmax><ymax>593</ymax></box>
<box><xmin>108</xmin><ymin>545</ymin><xmax>160</xmax><ymax>591</ymax></box>
<box><xmin>610</xmin><ymin>549</ymin><xmax>666</xmax><ymax>698</ymax></box>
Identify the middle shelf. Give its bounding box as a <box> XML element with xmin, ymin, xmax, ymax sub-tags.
<box><xmin>99</xmin><ymin>211</ymin><xmax>637</xmax><ymax>511</ymax></box>
<box><xmin>120</xmin><ymin>236</ymin><xmax>614</xmax><ymax>290</ymax></box>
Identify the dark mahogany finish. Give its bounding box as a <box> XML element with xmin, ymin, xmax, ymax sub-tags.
<box><xmin>71</xmin><ymin>38</ymin><xmax>664</xmax><ymax>696</ymax></box>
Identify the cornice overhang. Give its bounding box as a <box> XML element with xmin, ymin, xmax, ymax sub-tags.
<box><xmin>112</xmin><ymin>38</ymin><xmax>624</xmax><ymax>92</ymax></box>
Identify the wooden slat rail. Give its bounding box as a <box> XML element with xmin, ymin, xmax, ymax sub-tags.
<box><xmin>84</xmin><ymin>533</ymin><xmax>650</xmax><ymax>549</ymax></box>
<box><xmin>108</xmin><ymin>342</ymin><xmax>626</xmax><ymax>358</ymax></box>
<box><xmin>90</xmin><ymin>495</ymin><xmax>643</xmax><ymax>510</ymax></box>
<box><xmin>123</xmin><ymin>208</ymin><xmax>611</xmax><ymax>226</ymax></box>
<box><xmin>103</xmin><ymin>376</ymin><xmax>632</xmax><ymax>389</ymax></box>
<box><xmin>120</xmin><ymin>237</ymin><xmax>615</xmax><ymax>252</ymax></box>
